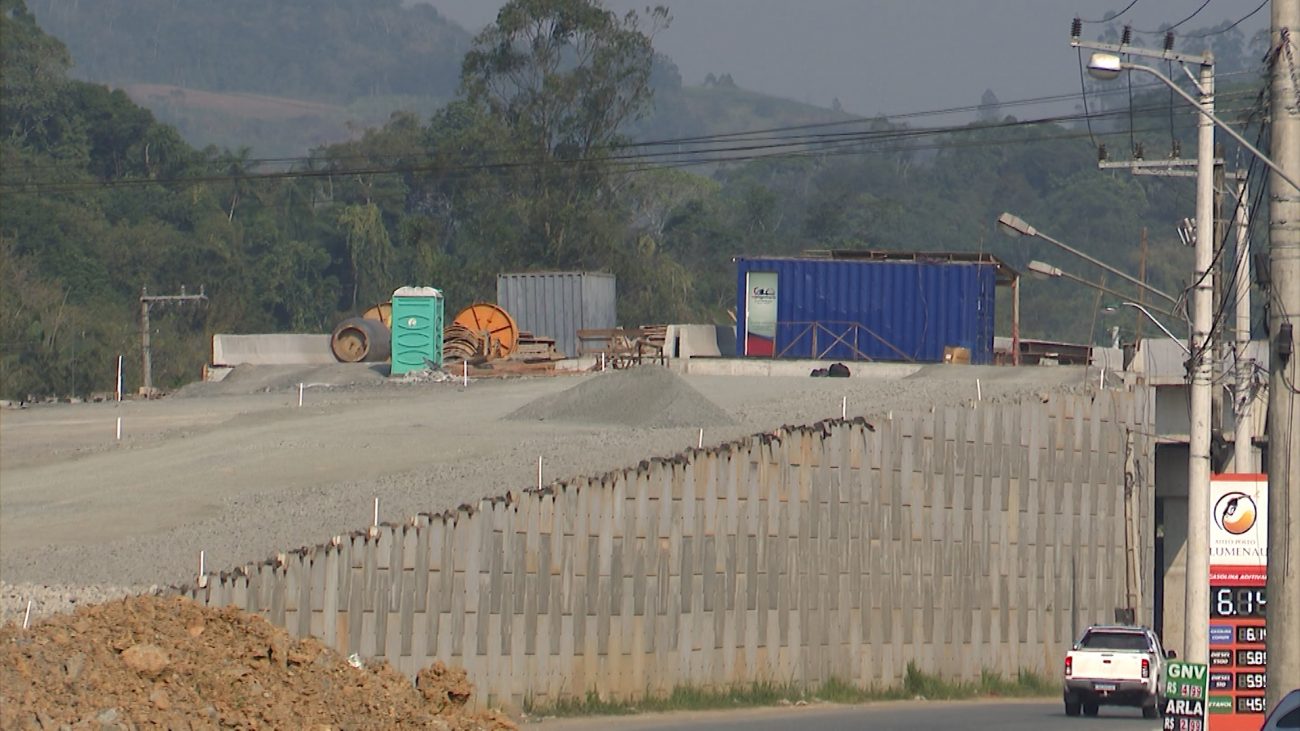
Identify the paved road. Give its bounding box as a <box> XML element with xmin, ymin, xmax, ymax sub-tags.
<box><xmin>538</xmin><ymin>699</ymin><xmax>1163</xmax><ymax>731</ymax></box>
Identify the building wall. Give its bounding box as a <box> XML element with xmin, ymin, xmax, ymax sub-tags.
<box><xmin>185</xmin><ymin>390</ymin><xmax>1153</xmax><ymax>709</ymax></box>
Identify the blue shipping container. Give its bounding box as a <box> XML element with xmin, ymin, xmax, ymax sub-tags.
<box><xmin>735</xmin><ymin>256</ymin><xmax>997</xmax><ymax>364</ymax></box>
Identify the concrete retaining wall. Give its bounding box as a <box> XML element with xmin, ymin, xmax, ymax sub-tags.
<box><xmin>186</xmin><ymin>389</ymin><xmax>1153</xmax><ymax>708</ymax></box>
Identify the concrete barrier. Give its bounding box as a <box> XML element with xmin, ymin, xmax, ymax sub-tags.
<box><xmin>211</xmin><ymin>334</ymin><xmax>336</xmax><ymax>366</ymax></box>
<box><xmin>680</xmin><ymin>357</ymin><xmax>924</xmax><ymax>380</ymax></box>
<box><xmin>186</xmin><ymin>388</ymin><xmax>1154</xmax><ymax>709</ymax></box>
<box><xmin>664</xmin><ymin>325</ymin><xmax>722</xmax><ymax>359</ymax></box>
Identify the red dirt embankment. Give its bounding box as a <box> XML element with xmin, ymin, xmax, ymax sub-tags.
<box><xmin>0</xmin><ymin>595</ymin><xmax>515</xmax><ymax>730</ymax></box>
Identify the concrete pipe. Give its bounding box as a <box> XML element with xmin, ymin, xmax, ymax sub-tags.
<box><xmin>330</xmin><ymin>316</ymin><xmax>391</xmax><ymax>363</ymax></box>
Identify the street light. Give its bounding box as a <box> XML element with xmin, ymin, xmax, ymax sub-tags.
<box><xmin>998</xmin><ymin>212</ymin><xmax>1181</xmax><ymax>307</ymax></box>
<box><xmin>1114</xmin><ymin>302</ymin><xmax>1190</xmax><ymax>355</ymax></box>
<box><xmin>1085</xmin><ymin>46</ymin><xmax>1218</xmax><ymax>671</ymax></box>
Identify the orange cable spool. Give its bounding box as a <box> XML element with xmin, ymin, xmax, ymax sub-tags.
<box><xmin>361</xmin><ymin>301</ymin><xmax>392</xmax><ymax>330</ymax></box>
<box><xmin>451</xmin><ymin>303</ymin><xmax>519</xmax><ymax>359</ymax></box>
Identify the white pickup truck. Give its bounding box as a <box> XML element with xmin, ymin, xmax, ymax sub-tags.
<box><xmin>1062</xmin><ymin>625</ymin><xmax>1172</xmax><ymax>719</ymax></box>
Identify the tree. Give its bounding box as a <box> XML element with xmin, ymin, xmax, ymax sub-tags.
<box><xmin>456</xmin><ymin>0</ymin><xmax>669</xmax><ymax>268</ymax></box>
<box><xmin>337</xmin><ymin>202</ymin><xmax>393</xmax><ymax>311</ymax></box>
<box><xmin>977</xmin><ymin>89</ymin><xmax>1002</xmax><ymax>123</ymax></box>
<box><xmin>461</xmin><ymin>0</ymin><xmax>668</xmax><ymax>158</ymax></box>
<box><xmin>0</xmin><ymin>0</ymin><xmax>71</xmax><ymax>147</ymax></box>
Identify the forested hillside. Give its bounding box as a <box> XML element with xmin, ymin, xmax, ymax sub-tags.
<box><xmin>0</xmin><ymin>0</ymin><xmax>1271</xmax><ymax>400</ymax></box>
<box><xmin>25</xmin><ymin>0</ymin><xmax>470</xmax><ymax>102</ymax></box>
<box><xmin>24</xmin><ymin>0</ymin><xmax>854</xmax><ymax>158</ymax></box>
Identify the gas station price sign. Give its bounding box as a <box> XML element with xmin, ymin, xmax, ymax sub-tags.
<box><xmin>1207</xmin><ymin>474</ymin><xmax>1268</xmax><ymax>731</ymax></box>
<box><xmin>1163</xmin><ymin>661</ymin><xmax>1209</xmax><ymax>731</ymax></box>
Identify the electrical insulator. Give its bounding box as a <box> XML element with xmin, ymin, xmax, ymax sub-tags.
<box><xmin>1071</xmin><ymin>17</ymin><xmax>1082</xmax><ymax>39</ymax></box>
<box><xmin>1134</xmin><ymin>142</ymin><xmax>1145</xmax><ymax>160</ymax></box>
<box><xmin>1122</xmin><ymin>25</ymin><xmax>1132</xmax><ymax>45</ymax></box>
<box><xmin>1172</xmin><ymin>139</ymin><xmax>1182</xmax><ymax>158</ymax></box>
<box><xmin>1098</xmin><ymin>144</ymin><xmax>1108</xmax><ymax>162</ymax></box>
<box><xmin>1164</xmin><ymin>32</ymin><xmax>1175</xmax><ymax>51</ymax></box>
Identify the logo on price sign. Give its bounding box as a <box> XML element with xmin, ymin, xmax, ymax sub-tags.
<box><xmin>1164</xmin><ymin>661</ymin><xmax>1209</xmax><ymax>731</ymax></box>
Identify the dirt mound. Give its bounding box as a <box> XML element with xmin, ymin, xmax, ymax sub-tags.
<box><xmin>0</xmin><ymin>595</ymin><xmax>515</xmax><ymax>730</ymax></box>
<box><xmin>509</xmin><ymin>366</ymin><xmax>734</xmax><ymax>429</ymax></box>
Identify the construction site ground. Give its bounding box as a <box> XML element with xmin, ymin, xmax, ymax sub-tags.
<box><xmin>1</xmin><ymin>362</ymin><xmax>1088</xmax><ymax>622</ymax></box>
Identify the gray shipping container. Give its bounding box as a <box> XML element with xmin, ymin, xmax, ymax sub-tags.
<box><xmin>496</xmin><ymin>272</ymin><xmax>616</xmax><ymax>358</ymax></box>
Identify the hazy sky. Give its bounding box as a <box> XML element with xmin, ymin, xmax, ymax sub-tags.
<box><xmin>428</xmin><ymin>0</ymin><xmax>1268</xmax><ymax>119</ymax></box>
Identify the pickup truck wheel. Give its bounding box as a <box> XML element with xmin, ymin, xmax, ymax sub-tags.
<box><xmin>1064</xmin><ymin>698</ymin><xmax>1082</xmax><ymax>717</ymax></box>
<box><xmin>1142</xmin><ymin>703</ymin><xmax>1159</xmax><ymax>719</ymax></box>
<box><xmin>1082</xmin><ymin>701</ymin><xmax>1100</xmax><ymax>717</ymax></box>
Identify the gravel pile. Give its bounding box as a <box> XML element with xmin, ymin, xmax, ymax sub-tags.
<box><xmin>508</xmin><ymin>366</ymin><xmax>735</xmax><ymax>429</ymax></box>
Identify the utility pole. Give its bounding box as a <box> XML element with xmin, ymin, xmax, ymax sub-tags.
<box><xmin>138</xmin><ymin>285</ymin><xmax>207</xmax><ymax>396</ymax></box>
<box><xmin>1234</xmin><ymin>176</ymin><xmax>1255</xmax><ymax>473</ymax></box>
<box><xmin>1101</xmin><ymin>158</ymin><xmax>1258</xmax><ymax>474</ymax></box>
<box><xmin>1266</xmin><ymin>0</ymin><xmax>1300</xmax><ymax>712</ymax></box>
<box><xmin>1136</xmin><ymin>229</ymin><xmax>1148</xmax><ymax>346</ymax></box>
<box><xmin>1186</xmin><ymin>51</ymin><xmax>1215</xmax><ymax>670</ymax></box>
<box><xmin>1070</xmin><ymin>30</ymin><xmax>1216</xmax><ymax>667</ymax></box>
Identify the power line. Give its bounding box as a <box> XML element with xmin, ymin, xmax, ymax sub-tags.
<box><xmin>1186</xmin><ymin>0</ymin><xmax>1269</xmax><ymax>38</ymax></box>
<box><xmin>1079</xmin><ymin>0</ymin><xmax>1144</xmax><ymax>24</ymax></box>
<box><xmin>1</xmin><ymin>100</ymin><xmax>1266</xmax><ymax>194</ymax></box>
<box><xmin>1134</xmin><ymin>0</ymin><xmax>1213</xmax><ymax>34</ymax></box>
<box><xmin>1079</xmin><ymin>47</ymin><xmax>1100</xmax><ymax>146</ymax></box>
<box><xmin>4</xmin><ymin>67</ymin><xmax>1262</xmax><ymax>178</ymax></box>
<box><xmin>1</xmin><ymin>86</ymin><xmax>1265</xmax><ymax>191</ymax></box>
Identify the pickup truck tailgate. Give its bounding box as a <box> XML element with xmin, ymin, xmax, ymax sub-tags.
<box><xmin>1071</xmin><ymin>651</ymin><xmax>1146</xmax><ymax>681</ymax></box>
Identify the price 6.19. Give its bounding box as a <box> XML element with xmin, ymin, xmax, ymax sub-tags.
<box><xmin>1236</xmin><ymin>625</ymin><xmax>1267</xmax><ymax>644</ymax></box>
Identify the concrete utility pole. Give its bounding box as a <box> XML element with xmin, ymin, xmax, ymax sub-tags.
<box><xmin>138</xmin><ymin>285</ymin><xmax>207</xmax><ymax>395</ymax></box>
<box><xmin>1266</xmin><ymin>0</ymin><xmax>1300</xmax><ymax>711</ymax></box>
<box><xmin>1070</xmin><ymin>32</ymin><xmax>1217</xmax><ymax>667</ymax></box>
<box><xmin>1233</xmin><ymin>177</ymin><xmax>1255</xmax><ymax>473</ymax></box>
<box><xmin>1101</xmin><ymin>159</ymin><xmax>1257</xmax><ymax>472</ymax></box>
<box><xmin>1186</xmin><ymin>52</ymin><xmax>1216</xmax><ymax>671</ymax></box>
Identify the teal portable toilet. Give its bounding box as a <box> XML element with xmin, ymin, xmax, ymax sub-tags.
<box><xmin>390</xmin><ymin>286</ymin><xmax>444</xmax><ymax>375</ymax></box>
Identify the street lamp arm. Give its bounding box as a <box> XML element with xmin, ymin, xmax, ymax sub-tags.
<box><xmin>1035</xmin><ymin>228</ymin><xmax>1181</xmax><ymax>306</ymax></box>
<box><xmin>1050</xmin><ymin>266</ymin><xmax>1180</xmax><ymax>318</ymax></box>
<box><xmin>1120</xmin><ymin>302</ymin><xmax>1190</xmax><ymax>354</ymax></box>
<box><xmin>1120</xmin><ymin>60</ymin><xmax>1300</xmax><ymax>193</ymax></box>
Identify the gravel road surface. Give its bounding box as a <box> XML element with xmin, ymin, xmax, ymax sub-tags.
<box><xmin>1</xmin><ymin>363</ymin><xmax>1089</xmax><ymax>622</ymax></box>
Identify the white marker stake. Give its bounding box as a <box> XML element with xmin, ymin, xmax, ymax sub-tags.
<box><xmin>698</xmin><ymin>428</ymin><xmax>704</xmax><ymax>449</ymax></box>
<box><xmin>841</xmin><ymin>396</ymin><xmax>847</xmax><ymax>419</ymax></box>
<box><xmin>199</xmin><ymin>550</ymin><xmax>205</xmax><ymax>577</ymax></box>
<box><xmin>600</xmin><ymin>353</ymin><xmax>606</xmax><ymax>372</ymax></box>
<box><xmin>116</xmin><ymin>417</ymin><xmax>122</xmax><ymax>441</ymax></box>
<box><xmin>23</xmin><ymin>599</ymin><xmax>32</xmax><ymax>630</ymax></box>
<box><xmin>976</xmin><ymin>378</ymin><xmax>983</xmax><ymax>401</ymax></box>
<box><xmin>537</xmin><ymin>456</ymin><xmax>543</xmax><ymax>489</ymax></box>
<box><xmin>298</xmin><ymin>382</ymin><xmax>304</xmax><ymax>407</ymax></box>
<box><xmin>463</xmin><ymin>361</ymin><xmax>468</xmax><ymax>388</ymax></box>
<box><xmin>116</xmin><ymin>355</ymin><xmax>123</xmax><ymax>402</ymax></box>
<box><xmin>373</xmin><ymin>498</ymin><xmax>380</xmax><ymax>527</ymax></box>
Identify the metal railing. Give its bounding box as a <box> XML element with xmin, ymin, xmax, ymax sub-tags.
<box><xmin>772</xmin><ymin>321</ymin><xmax>914</xmax><ymax>362</ymax></box>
